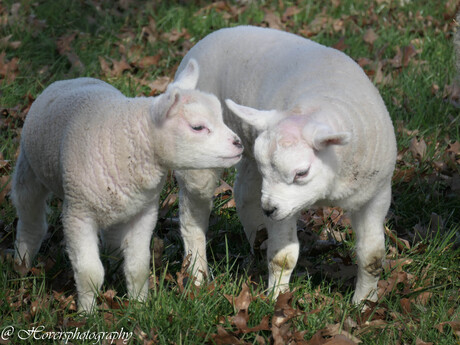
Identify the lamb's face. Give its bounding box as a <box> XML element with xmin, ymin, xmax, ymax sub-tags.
<box><xmin>159</xmin><ymin>91</ymin><xmax>243</xmax><ymax>170</ymax></box>
<box><xmin>153</xmin><ymin>58</ymin><xmax>243</xmax><ymax>170</ymax></box>
<box><xmin>225</xmin><ymin>100</ymin><xmax>351</xmax><ymax>222</ymax></box>
<box><xmin>254</xmin><ymin>120</ymin><xmax>337</xmax><ymax>221</ymax></box>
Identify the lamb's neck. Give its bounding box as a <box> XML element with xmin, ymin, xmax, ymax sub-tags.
<box><xmin>120</xmin><ymin>98</ymin><xmax>166</xmax><ymax>189</ymax></box>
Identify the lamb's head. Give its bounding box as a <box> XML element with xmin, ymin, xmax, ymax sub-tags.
<box><xmin>152</xmin><ymin>60</ymin><xmax>243</xmax><ymax>170</ymax></box>
<box><xmin>226</xmin><ymin>100</ymin><xmax>350</xmax><ymax>221</ymax></box>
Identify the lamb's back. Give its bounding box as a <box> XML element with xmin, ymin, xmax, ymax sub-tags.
<box><xmin>179</xmin><ymin>26</ymin><xmax>397</xmax><ymax>206</ymax></box>
<box><xmin>21</xmin><ymin>78</ymin><xmax>126</xmax><ymax>197</ymax></box>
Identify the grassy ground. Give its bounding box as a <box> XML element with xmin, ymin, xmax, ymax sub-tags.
<box><xmin>0</xmin><ymin>0</ymin><xmax>459</xmax><ymax>344</ymax></box>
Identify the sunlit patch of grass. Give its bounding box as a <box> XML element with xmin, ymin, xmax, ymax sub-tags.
<box><xmin>0</xmin><ymin>0</ymin><xmax>458</xmax><ymax>344</ymax></box>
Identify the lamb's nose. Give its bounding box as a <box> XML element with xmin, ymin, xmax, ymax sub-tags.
<box><xmin>263</xmin><ymin>207</ymin><xmax>277</xmax><ymax>217</ymax></box>
<box><xmin>233</xmin><ymin>138</ymin><xmax>243</xmax><ymax>149</ymax></box>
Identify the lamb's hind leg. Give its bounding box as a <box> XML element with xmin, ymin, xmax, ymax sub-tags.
<box><xmin>62</xmin><ymin>204</ymin><xmax>103</xmax><ymax>312</ymax></box>
<box><xmin>175</xmin><ymin>168</ymin><xmax>220</xmax><ymax>283</ymax></box>
<box><xmin>351</xmin><ymin>182</ymin><xmax>392</xmax><ymax>303</ymax></box>
<box><xmin>11</xmin><ymin>150</ymin><xmax>49</xmax><ymax>273</ymax></box>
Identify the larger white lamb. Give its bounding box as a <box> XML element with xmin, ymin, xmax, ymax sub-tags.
<box><xmin>11</xmin><ymin>59</ymin><xmax>244</xmax><ymax>312</ymax></box>
<box><xmin>175</xmin><ymin>26</ymin><xmax>397</xmax><ymax>303</ymax></box>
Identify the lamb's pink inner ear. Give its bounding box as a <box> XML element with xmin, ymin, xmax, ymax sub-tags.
<box><xmin>172</xmin><ymin>59</ymin><xmax>199</xmax><ymax>90</ymax></box>
<box><xmin>315</xmin><ymin>132</ymin><xmax>351</xmax><ymax>150</ymax></box>
<box><xmin>225</xmin><ymin>99</ymin><xmax>282</xmax><ymax>133</ymax></box>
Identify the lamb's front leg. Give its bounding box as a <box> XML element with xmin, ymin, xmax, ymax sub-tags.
<box><xmin>265</xmin><ymin>215</ymin><xmax>299</xmax><ymax>297</ymax></box>
<box><xmin>351</xmin><ymin>183</ymin><xmax>391</xmax><ymax>303</ymax></box>
<box><xmin>115</xmin><ymin>202</ymin><xmax>159</xmax><ymax>302</ymax></box>
<box><xmin>234</xmin><ymin>158</ymin><xmax>265</xmax><ymax>250</ymax></box>
<box><xmin>62</xmin><ymin>205</ymin><xmax>104</xmax><ymax>313</ymax></box>
<box><xmin>175</xmin><ymin>168</ymin><xmax>221</xmax><ymax>283</ymax></box>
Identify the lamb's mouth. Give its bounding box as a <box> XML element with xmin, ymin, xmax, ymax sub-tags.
<box><xmin>221</xmin><ymin>153</ymin><xmax>243</xmax><ymax>160</ymax></box>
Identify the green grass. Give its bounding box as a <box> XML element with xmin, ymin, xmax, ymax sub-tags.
<box><xmin>0</xmin><ymin>0</ymin><xmax>459</xmax><ymax>344</ymax></box>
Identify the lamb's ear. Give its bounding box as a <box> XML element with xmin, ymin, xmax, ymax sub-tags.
<box><xmin>170</xmin><ymin>59</ymin><xmax>199</xmax><ymax>90</ymax></box>
<box><xmin>302</xmin><ymin>121</ymin><xmax>351</xmax><ymax>151</ymax></box>
<box><xmin>154</xmin><ymin>88</ymin><xmax>181</xmax><ymax>124</ymax></box>
<box><xmin>225</xmin><ymin>99</ymin><xmax>282</xmax><ymax>133</ymax></box>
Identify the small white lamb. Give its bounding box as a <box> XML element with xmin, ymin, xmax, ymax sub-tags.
<box><xmin>175</xmin><ymin>26</ymin><xmax>397</xmax><ymax>303</ymax></box>
<box><xmin>11</xmin><ymin>59</ymin><xmax>244</xmax><ymax>312</ymax></box>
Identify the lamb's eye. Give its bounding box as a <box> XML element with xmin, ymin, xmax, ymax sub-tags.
<box><xmin>191</xmin><ymin>125</ymin><xmax>205</xmax><ymax>132</ymax></box>
<box><xmin>294</xmin><ymin>169</ymin><xmax>309</xmax><ymax>181</ymax></box>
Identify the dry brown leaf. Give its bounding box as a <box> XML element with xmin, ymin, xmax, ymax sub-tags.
<box><xmin>112</xmin><ymin>58</ymin><xmax>131</xmax><ymax>76</ymax></box>
<box><xmin>270</xmin><ymin>291</ymin><xmax>304</xmax><ymax>344</ymax></box>
<box><xmin>355</xmin><ymin>319</ymin><xmax>388</xmax><ymax>336</ymax></box>
<box><xmin>435</xmin><ymin>321</ymin><xmax>460</xmax><ymax>336</ymax></box>
<box><xmin>263</xmin><ymin>9</ymin><xmax>284</xmax><ymax>30</ymax></box>
<box><xmin>0</xmin><ymin>175</ymin><xmax>11</xmax><ymax>205</ymax></box>
<box><xmin>444</xmin><ymin>0</ymin><xmax>459</xmax><ymax>17</ymax></box>
<box><xmin>145</xmin><ymin>76</ymin><xmax>171</xmax><ymax>94</ymax></box>
<box><xmin>443</xmin><ymin>83</ymin><xmax>460</xmax><ymax>104</ymax></box>
<box><xmin>446</xmin><ymin>140</ymin><xmax>460</xmax><ymax>157</ymax></box>
<box><xmin>332</xmin><ymin>37</ymin><xmax>348</xmax><ymax>51</ymax></box>
<box><xmin>282</xmin><ymin>6</ymin><xmax>302</xmax><ymax>22</ymax></box>
<box><xmin>373</xmin><ymin>61</ymin><xmax>393</xmax><ymax>85</ymax></box>
<box><xmin>211</xmin><ymin>325</ymin><xmax>245</xmax><ymax>345</ymax></box>
<box><xmin>390</xmin><ymin>45</ymin><xmax>418</xmax><ymax>68</ymax></box>
<box><xmin>99</xmin><ymin>56</ymin><xmax>112</xmax><ymax>75</ymax></box>
<box><xmin>272</xmin><ymin>291</ymin><xmax>302</xmax><ymax>327</ymax></box>
<box><xmin>56</xmin><ymin>32</ymin><xmax>77</xmax><ymax>54</ymax></box>
<box><xmin>415</xmin><ymin>338</ymin><xmax>433</xmax><ymax>345</ymax></box>
<box><xmin>322</xmin><ymin>323</ymin><xmax>361</xmax><ymax>344</ymax></box>
<box><xmin>399</xmin><ymin>297</ymin><xmax>412</xmax><ymax>314</ymax></box>
<box><xmin>324</xmin><ymin>334</ymin><xmax>360</xmax><ymax>344</ymax></box>
<box><xmin>56</xmin><ymin>32</ymin><xmax>84</xmax><ymax>71</ymax></box>
<box><xmin>254</xmin><ymin>335</ymin><xmax>266</xmax><ymax>345</ymax></box>
<box><xmin>0</xmin><ymin>52</ymin><xmax>19</xmax><ymax>83</ymax></box>
<box><xmin>159</xmin><ymin>193</ymin><xmax>177</xmax><ymax>218</ymax></box>
<box><xmin>137</xmin><ymin>54</ymin><xmax>161</xmax><ymax>69</ymax></box>
<box><xmin>385</xmin><ymin>227</ymin><xmax>411</xmax><ymax>252</ymax></box>
<box><xmin>100</xmin><ymin>289</ymin><xmax>128</xmax><ymax>310</ymax></box>
<box><xmin>161</xmin><ymin>28</ymin><xmax>189</xmax><ymax>42</ymax></box>
<box><xmin>357</xmin><ymin>57</ymin><xmax>373</xmax><ymax>68</ymax></box>
<box><xmin>152</xmin><ymin>236</ymin><xmax>164</xmax><ymax>269</ymax></box>
<box><xmin>409</xmin><ymin>137</ymin><xmax>427</xmax><ymax>161</ymax></box>
<box><xmin>195</xmin><ymin>1</ymin><xmax>230</xmax><ymax>15</ymax></box>
<box><xmin>384</xmin><ymin>257</ymin><xmax>413</xmax><ymax>272</ymax></box>
<box><xmin>214</xmin><ymin>179</ymin><xmax>234</xmax><ymax>196</ymax></box>
<box><xmin>363</xmin><ymin>28</ymin><xmax>379</xmax><ymax>45</ymax></box>
<box><xmin>307</xmin><ymin>330</ymin><xmax>327</xmax><ymax>345</ymax></box>
<box><xmin>30</xmin><ymin>297</ymin><xmax>49</xmax><ymax>317</ymax></box>
<box><xmin>140</xmin><ymin>17</ymin><xmax>158</xmax><ymax>44</ymax></box>
<box><xmin>413</xmin><ymin>289</ymin><xmax>432</xmax><ymax>306</ymax></box>
<box><xmin>378</xmin><ymin>269</ymin><xmax>413</xmax><ymax>299</ymax></box>
<box><xmin>332</xmin><ymin>18</ymin><xmax>345</xmax><ymax>33</ymax></box>
<box><xmin>53</xmin><ymin>291</ymin><xmax>78</xmax><ymax>311</ymax></box>
<box><xmin>0</xmin><ymin>34</ymin><xmax>21</xmax><ymax>50</ymax></box>
<box><xmin>307</xmin><ymin>13</ymin><xmax>329</xmax><ymax>35</ymax></box>
<box><xmin>244</xmin><ymin>315</ymin><xmax>271</xmax><ymax>333</ymax></box>
<box><xmin>224</xmin><ymin>282</ymin><xmax>252</xmax><ymax>311</ymax></box>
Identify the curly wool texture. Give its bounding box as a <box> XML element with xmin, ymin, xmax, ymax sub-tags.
<box><xmin>11</xmin><ymin>60</ymin><xmax>243</xmax><ymax>312</ymax></box>
<box><xmin>175</xmin><ymin>26</ymin><xmax>397</xmax><ymax>303</ymax></box>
